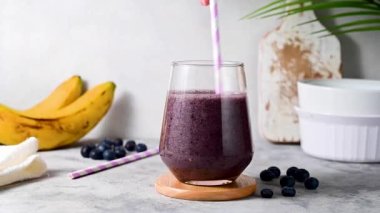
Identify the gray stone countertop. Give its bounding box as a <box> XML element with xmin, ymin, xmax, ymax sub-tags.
<box><xmin>1</xmin><ymin>138</ymin><xmax>380</xmax><ymax>213</ymax></box>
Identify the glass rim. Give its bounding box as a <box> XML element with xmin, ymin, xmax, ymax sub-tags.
<box><xmin>172</xmin><ymin>60</ymin><xmax>244</xmax><ymax>68</ymax></box>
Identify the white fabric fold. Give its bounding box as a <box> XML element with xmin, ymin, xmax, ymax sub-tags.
<box><xmin>0</xmin><ymin>137</ymin><xmax>47</xmax><ymax>187</ymax></box>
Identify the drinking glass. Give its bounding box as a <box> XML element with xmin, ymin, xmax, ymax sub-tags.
<box><xmin>159</xmin><ymin>60</ymin><xmax>253</xmax><ymax>186</ymax></box>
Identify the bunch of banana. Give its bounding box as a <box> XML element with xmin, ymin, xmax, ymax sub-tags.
<box><xmin>0</xmin><ymin>76</ymin><xmax>116</xmax><ymax>150</ymax></box>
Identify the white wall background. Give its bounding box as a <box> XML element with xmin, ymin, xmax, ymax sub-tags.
<box><xmin>0</xmin><ymin>0</ymin><xmax>379</xmax><ymax>140</ymax></box>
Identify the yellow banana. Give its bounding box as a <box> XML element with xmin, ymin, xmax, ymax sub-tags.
<box><xmin>0</xmin><ymin>82</ymin><xmax>116</xmax><ymax>150</ymax></box>
<box><xmin>22</xmin><ymin>75</ymin><xmax>83</xmax><ymax>116</ymax></box>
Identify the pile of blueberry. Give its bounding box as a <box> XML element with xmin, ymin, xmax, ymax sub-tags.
<box><xmin>80</xmin><ymin>138</ymin><xmax>148</xmax><ymax>161</ymax></box>
<box><xmin>260</xmin><ymin>166</ymin><xmax>319</xmax><ymax>198</ymax></box>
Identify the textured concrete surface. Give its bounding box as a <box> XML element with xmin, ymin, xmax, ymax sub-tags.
<box><xmin>1</xmin><ymin>139</ymin><xmax>380</xmax><ymax>213</ymax></box>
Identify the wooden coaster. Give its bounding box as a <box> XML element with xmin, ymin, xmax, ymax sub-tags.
<box><xmin>155</xmin><ymin>172</ymin><xmax>256</xmax><ymax>201</ymax></box>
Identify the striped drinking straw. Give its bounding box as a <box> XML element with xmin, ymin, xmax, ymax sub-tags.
<box><xmin>68</xmin><ymin>148</ymin><xmax>159</xmax><ymax>179</ymax></box>
<box><xmin>209</xmin><ymin>0</ymin><xmax>223</xmax><ymax>94</ymax></box>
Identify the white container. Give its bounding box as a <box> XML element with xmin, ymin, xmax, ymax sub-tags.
<box><xmin>298</xmin><ymin>79</ymin><xmax>380</xmax><ymax>116</ymax></box>
<box><xmin>296</xmin><ymin>107</ymin><xmax>380</xmax><ymax>162</ymax></box>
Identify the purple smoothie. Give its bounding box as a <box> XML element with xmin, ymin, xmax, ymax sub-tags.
<box><xmin>160</xmin><ymin>90</ymin><xmax>253</xmax><ymax>183</ymax></box>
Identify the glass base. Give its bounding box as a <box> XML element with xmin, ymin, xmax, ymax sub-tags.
<box><xmin>185</xmin><ymin>179</ymin><xmax>233</xmax><ymax>186</ymax></box>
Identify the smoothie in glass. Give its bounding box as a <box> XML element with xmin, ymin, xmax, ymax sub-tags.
<box><xmin>160</xmin><ymin>90</ymin><xmax>253</xmax><ymax>184</ymax></box>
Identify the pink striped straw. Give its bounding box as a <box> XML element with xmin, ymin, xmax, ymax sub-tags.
<box><xmin>68</xmin><ymin>147</ymin><xmax>159</xmax><ymax>179</ymax></box>
<box><xmin>209</xmin><ymin>0</ymin><xmax>223</xmax><ymax>94</ymax></box>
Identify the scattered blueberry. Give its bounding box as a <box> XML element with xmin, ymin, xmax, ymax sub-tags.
<box><xmin>136</xmin><ymin>143</ymin><xmax>148</xmax><ymax>152</ymax></box>
<box><xmin>81</xmin><ymin>144</ymin><xmax>95</xmax><ymax>158</ymax></box>
<box><xmin>114</xmin><ymin>138</ymin><xmax>124</xmax><ymax>146</ymax></box>
<box><xmin>125</xmin><ymin>140</ymin><xmax>136</xmax><ymax>151</ymax></box>
<box><xmin>286</xmin><ymin>167</ymin><xmax>298</xmax><ymax>177</ymax></box>
<box><xmin>103</xmin><ymin>149</ymin><xmax>117</xmax><ymax>161</ymax></box>
<box><xmin>304</xmin><ymin>177</ymin><xmax>319</xmax><ymax>190</ymax></box>
<box><xmin>281</xmin><ymin>187</ymin><xmax>296</xmax><ymax>197</ymax></box>
<box><xmin>260</xmin><ymin>169</ymin><xmax>275</xmax><ymax>181</ymax></box>
<box><xmin>256</xmin><ymin>166</ymin><xmax>318</xmax><ymax>199</ymax></box>
<box><xmin>260</xmin><ymin>189</ymin><xmax>274</xmax><ymax>198</ymax></box>
<box><xmin>81</xmin><ymin>138</ymin><xmax>145</xmax><ymax>161</ymax></box>
<box><xmin>268</xmin><ymin>166</ymin><xmax>281</xmax><ymax>178</ymax></box>
<box><xmin>114</xmin><ymin>146</ymin><xmax>127</xmax><ymax>158</ymax></box>
<box><xmin>89</xmin><ymin>149</ymin><xmax>103</xmax><ymax>160</ymax></box>
<box><xmin>280</xmin><ymin>176</ymin><xmax>295</xmax><ymax>187</ymax></box>
<box><xmin>294</xmin><ymin>168</ymin><xmax>310</xmax><ymax>182</ymax></box>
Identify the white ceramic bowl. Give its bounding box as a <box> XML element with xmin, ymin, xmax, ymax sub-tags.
<box><xmin>298</xmin><ymin>79</ymin><xmax>380</xmax><ymax>116</ymax></box>
<box><xmin>296</xmin><ymin>107</ymin><xmax>380</xmax><ymax>162</ymax></box>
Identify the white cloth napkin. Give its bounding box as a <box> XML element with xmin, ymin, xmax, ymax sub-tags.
<box><xmin>0</xmin><ymin>137</ymin><xmax>47</xmax><ymax>187</ymax></box>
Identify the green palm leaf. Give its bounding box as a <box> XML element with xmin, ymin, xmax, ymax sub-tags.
<box><xmin>313</xmin><ymin>19</ymin><xmax>380</xmax><ymax>33</ymax></box>
<box><xmin>321</xmin><ymin>26</ymin><xmax>380</xmax><ymax>36</ymax></box>
<box><xmin>263</xmin><ymin>1</ymin><xmax>379</xmax><ymax>19</ymax></box>
<box><xmin>244</xmin><ymin>0</ymin><xmax>312</xmax><ymax>19</ymax></box>
<box><xmin>297</xmin><ymin>11</ymin><xmax>380</xmax><ymax>26</ymax></box>
<box><xmin>243</xmin><ymin>0</ymin><xmax>380</xmax><ymax>35</ymax></box>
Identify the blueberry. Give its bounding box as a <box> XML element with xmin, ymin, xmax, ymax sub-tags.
<box><xmin>268</xmin><ymin>166</ymin><xmax>281</xmax><ymax>178</ymax></box>
<box><xmin>125</xmin><ymin>140</ymin><xmax>136</xmax><ymax>151</ymax></box>
<box><xmin>102</xmin><ymin>138</ymin><xmax>115</xmax><ymax>146</ymax></box>
<box><xmin>81</xmin><ymin>144</ymin><xmax>95</xmax><ymax>158</ymax></box>
<box><xmin>136</xmin><ymin>143</ymin><xmax>147</xmax><ymax>152</ymax></box>
<box><xmin>294</xmin><ymin>168</ymin><xmax>310</xmax><ymax>182</ymax></box>
<box><xmin>286</xmin><ymin>167</ymin><xmax>298</xmax><ymax>177</ymax></box>
<box><xmin>96</xmin><ymin>143</ymin><xmax>110</xmax><ymax>152</ymax></box>
<box><xmin>260</xmin><ymin>170</ymin><xmax>275</xmax><ymax>181</ymax></box>
<box><xmin>114</xmin><ymin>147</ymin><xmax>127</xmax><ymax>158</ymax></box>
<box><xmin>89</xmin><ymin>149</ymin><xmax>103</xmax><ymax>160</ymax></box>
<box><xmin>114</xmin><ymin>138</ymin><xmax>124</xmax><ymax>146</ymax></box>
<box><xmin>103</xmin><ymin>149</ymin><xmax>117</xmax><ymax>161</ymax></box>
<box><xmin>304</xmin><ymin>177</ymin><xmax>319</xmax><ymax>190</ymax></box>
<box><xmin>280</xmin><ymin>176</ymin><xmax>295</xmax><ymax>187</ymax></box>
<box><xmin>281</xmin><ymin>187</ymin><xmax>296</xmax><ymax>197</ymax></box>
<box><xmin>260</xmin><ymin>188</ymin><xmax>273</xmax><ymax>198</ymax></box>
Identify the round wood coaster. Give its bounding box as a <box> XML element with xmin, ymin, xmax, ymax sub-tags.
<box><xmin>155</xmin><ymin>172</ymin><xmax>256</xmax><ymax>201</ymax></box>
